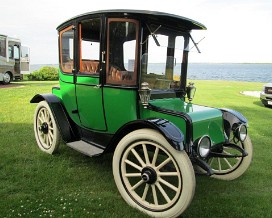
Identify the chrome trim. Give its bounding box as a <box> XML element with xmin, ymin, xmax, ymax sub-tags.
<box><xmin>197</xmin><ymin>135</ymin><xmax>211</xmax><ymax>158</ymax></box>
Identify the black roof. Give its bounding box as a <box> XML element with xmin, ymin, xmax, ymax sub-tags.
<box><xmin>57</xmin><ymin>9</ymin><xmax>206</xmax><ymax>31</ymax></box>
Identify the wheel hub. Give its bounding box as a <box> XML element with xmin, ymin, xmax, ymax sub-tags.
<box><xmin>141</xmin><ymin>167</ymin><xmax>157</xmax><ymax>184</ymax></box>
<box><xmin>39</xmin><ymin>122</ymin><xmax>49</xmax><ymax>134</ymax></box>
<box><xmin>4</xmin><ymin>73</ymin><xmax>10</xmax><ymax>82</ymax></box>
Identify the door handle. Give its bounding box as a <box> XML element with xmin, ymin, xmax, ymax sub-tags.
<box><xmin>101</xmin><ymin>51</ymin><xmax>106</xmax><ymax>63</ymax></box>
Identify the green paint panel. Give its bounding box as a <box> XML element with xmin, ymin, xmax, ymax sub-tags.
<box><xmin>58</xmin><ymin>79</ymin><xmax>81</xmax><ymax>126</ymax></box>
<box><xmin>58</xmin><ymin>71</ymin><xmax>106</xmax><ymax>130</ymax></box>
<box><xmin>103</xmin><ymin>88</ymin><xmax>137</xmax><ymax>133</ymax></box>
<box><xmin>140</xmin><ymin>106</ymin><xmax>187</xmax><ymax>137</ymax></box>
<box><xmin>76</xmin><ymin>83</ymin><xmax>106</xmax><ymax>131</ymax></box>
<box><xmin>142</xmin><ymin>98</ymin><xmax>225</xmax><ymax>145</ymax></box>
<box><xmin>52</xmin><ymin>87</ymin><xmax>62</xmax><ymax>100</ymax></box>
<box><xmin>76</xmin><ymin>75</ymin><xmax>100</xmax><ymax>85</ymax></box>
<box><xmin>59</xmin><ymin>69</ymin><xmax>74</xmax><ymax>83</ymax></box>
<box><xmin>187</xmin><ymin>105</ymin><xmax>225</xmax><ymax>144</ymax></box>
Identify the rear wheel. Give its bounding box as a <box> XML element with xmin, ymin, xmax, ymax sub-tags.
<box><xmin>34</xmin><ymin>101</ymin><xmax>60</xmax><ymax>154</ymax></box>
<box><xmin>113</xmin><ymin>129</ymin><xmax>195</xmax><ymax>218</ymax></box>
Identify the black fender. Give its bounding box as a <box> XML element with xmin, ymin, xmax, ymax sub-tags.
<box><xmin>110</xmin><ymin>118</ymin><xmax>185</xmax><ymax>151</ymax></box>
<box><xmin>220</xmin><ymin>108</ymin><xmax>248</xmax><ymax>138</ymax></box>
<box><xmin>30</xmin><ymin>94</ymin><xmax>78</xmax><ymax>142</ymax></box>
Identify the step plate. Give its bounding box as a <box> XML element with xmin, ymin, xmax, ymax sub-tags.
<box><xmin>67</xmin><ymin>140</ymin><xmax>104</xmax><ymax>157</ymax></box>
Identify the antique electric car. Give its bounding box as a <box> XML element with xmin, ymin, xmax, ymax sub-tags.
<box><xmin>31</xmin><ymin>10</ymin><xmax>253</xmax><ymax>218</ymax></box>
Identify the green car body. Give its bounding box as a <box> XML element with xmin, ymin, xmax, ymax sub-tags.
<box><xmin>51</xmin><ymin>70</ymin><xmax>225</xmax><ymax>152</ymax></box>
<box><xmin>31</xmin><ymin>10</ymin><xmax>253</xmax><ymax>218</ymax></box>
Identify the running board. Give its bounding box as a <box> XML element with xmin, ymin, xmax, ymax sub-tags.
<box><xmin>67</xmin><ymin>140</ymin><xmax>104</xmax><ymax>157</ymax></box>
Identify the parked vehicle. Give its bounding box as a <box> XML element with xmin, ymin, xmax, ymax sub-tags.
<box><xmin>0</xmin><ymin>34</ymin><xmax>30</xmax><ymax>84</ymax></box>
<box><xmin>30</xmin><ymin>10</ymin><xmax>253</xmax><ymax>218</ymax></box>
<box><xmin>260</xmin><ymin>83</ymin><xmax>272</xmax><ymax>107</ymax></box>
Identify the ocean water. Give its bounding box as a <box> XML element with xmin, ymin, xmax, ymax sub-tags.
<box><xmin>30</xmin><ymin>63</ymin><xmax>272</xmax><ymax>83</ymax></box>
<box><xmin>188</xmin><ymin>63</ymin><xmax>272</xmax><ymax>83</ymax></box>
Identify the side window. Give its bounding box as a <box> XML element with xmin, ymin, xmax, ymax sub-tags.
<box><xmin>14</xmin><ymin>45</ymin><xmax>20</xmax><ymax>59</ymax></box>
<box><xmin>0</xmin><ymin>39</ymin><xmax>6</xmax><ymax>57</ymax></box>
<box><xmin>60</xmin><ymin>26</ymin><xmax>74</xmax><ymax>73</ymax></box>
<box><xmin>21</xmin><ymin>46</ymin><xmax>30</xmax><ymax>60</ymax></box>
<box><xmin>8</xmin><ymin>45</ymin><xmax>13</xmax><ymax>59</ymax></box>
<box><xmin>123</xmin><ymin>40</ymin><xmax>136</xmax><ymax>71</ymax></box>
<box><xmin>79</xmin><ymin>19</ymin><xmax>100</xmax><ymax>74</ymax></box>
<box><xmin>106</xmin><ymin>18</ymin><xmax>139</xmax><ymax>85</ymax></box>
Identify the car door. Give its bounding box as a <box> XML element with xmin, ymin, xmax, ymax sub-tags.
<box><xmin>75</xmin><ymin>17</ymin><xmax>107</xmax><ymax>131</ymax></box>
<box><xmin>102</xmin><ymin>18</ymin><xmax>139</xmax><ymax>133</ymax></box>
<box><xmin>58</xmin><ymin>25</ymin><xmax>81</xmax><ymax>126</ymax></box>
<box><xmin>20</xmin><ymin>45</ymin><xmax>30</xmax><ymax>73</ymax></box>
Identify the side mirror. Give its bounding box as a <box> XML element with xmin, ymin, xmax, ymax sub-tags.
<box><xmin>186</xmin><ymin>82</ymin><xmax>196</xmax><ymax>102</ymax></box>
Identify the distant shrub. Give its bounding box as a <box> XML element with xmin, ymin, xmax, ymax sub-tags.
<box><xmin>27</xmin><ymin>66</ymin><xmax>59</xmax><ymax>81</ymax></box>
<box><xmin>22</xmin><ymin>74</ymin><xmax>29</xmax><ymax>80</ymax></box>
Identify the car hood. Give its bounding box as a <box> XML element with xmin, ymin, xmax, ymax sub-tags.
<box><xmin>148</xmin><ymin>98</ymin><xmax>222</xmax><ymax>117</ymax></box>
<box><xmin>146</xmin><ymin>98</ymin><xmax>225</xmax><ymax>144</ymax></box>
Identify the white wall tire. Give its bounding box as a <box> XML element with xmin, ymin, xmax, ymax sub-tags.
<box><xmin>113</xmin><ymin>129</ymin><xmax>195</xmax><ymax>218</ymax></box>
<box><xmin>209</xmin><ymin>136</ymin><xmax>253</xmax><ymax>180</ymax></box>
<box><xmin>34</xmin><ymin>101</ymin><xmax>60</xmax><ymax>154</ymax></box>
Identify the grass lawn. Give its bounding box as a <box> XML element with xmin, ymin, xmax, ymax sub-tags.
<box><xmin>0</xmin><ymin>80</ymin><xmax>271</xmax><ymax>217</ymax></box>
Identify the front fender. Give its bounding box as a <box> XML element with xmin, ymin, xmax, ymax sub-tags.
<box><xmin>221</xmin><ymin>108</ymin><xmax>248</xmax><ymax>126</ymax></box>
<box><xmin>111</xmin><ymin>118</ymin><xmax>185</xmax><ymax>151</ymax></box>
<box><xmin>220</xmin><ymin>108</ymin><xmax>248</xmax><ymax>138</ymax></box>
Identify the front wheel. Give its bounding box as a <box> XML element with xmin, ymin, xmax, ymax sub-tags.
<box><xmin>34</xmin><ymin>101</ymin><xmax>60</xmax><ymax>154</ymax></box>
<box><xmin>208</xmin><ymin>135</ymin><xmax>253</xmax><ymax>180</ymax></box>
<box><xmin>113</xmin><ymin>129</ymin><xmax>195</xmax><ymax>218</ymax></box>
<box><xmin>2</xmin><ymin>72</ymin><xmax>11</xmax><ymax>84</ymax></box>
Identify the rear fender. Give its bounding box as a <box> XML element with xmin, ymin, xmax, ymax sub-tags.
<box><xmin>30</xmin><ymin>94</ymin><xmax>78</xmax><ymax>142</ymax></box>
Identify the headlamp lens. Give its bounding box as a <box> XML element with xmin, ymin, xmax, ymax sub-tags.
<box><xmin>198</xmin><ymin>135</ymin><xmax>211</xmax><ymax>158</ymax></box>
<box><xmin>238</xmin><ymin>124</ymin><xmax>247</xmax><ymax>142</ymax></box>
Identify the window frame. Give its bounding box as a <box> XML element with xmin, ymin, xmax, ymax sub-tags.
<box><xmin>8</xmin><ymin>45</ymin><xmax>13</xmax><ymax>59</ymax></box>
<box><xmin>59</xmin><ymin>25</ymin><xmax>74</xmax><ymax>74</ymax></box>
<box><xmin>78</xmin><ymin>19</ymin><xmax>101</xmax><ymax>76</ymax></box>
<box><xmin>140</xmin><ymin>25</ymin><xmax>188</xmax><ymax>92</ymax></box>
<box><xmin>0</xmin><ymin>39</ymin><xmax>6</xmax><ymax>57</ymax></box>
<box><xmin>106</xmin><ymin>18</ymin><xmax>139</xmax><ymax>86</ymax></box>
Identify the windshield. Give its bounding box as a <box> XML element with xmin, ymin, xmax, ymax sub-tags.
<box><xmin>141</xmin><ymin>24</ymin><xmax>187</xmax><ymax>91</ymax></box>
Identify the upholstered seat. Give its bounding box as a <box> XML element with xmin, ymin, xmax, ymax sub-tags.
<box><xmin>108</xmin><ymin>66</ymin><xmax>133</xmax><ymax>82</ymax></box>
<box><xmin>81</xmin><ymin>60</ymin><xmax>99</xmax><ymax>73</ymax></box>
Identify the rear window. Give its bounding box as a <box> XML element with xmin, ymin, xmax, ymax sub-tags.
<box><xmin>60</xmin><ymin>26</ymin><xmax>74</xmax><ymax>73</ymax></box>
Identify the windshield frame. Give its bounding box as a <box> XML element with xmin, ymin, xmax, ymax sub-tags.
<box><xmin>140</xmin><ymin>23</ymin><xmax>190</xmax><ymax>99</ymax></box>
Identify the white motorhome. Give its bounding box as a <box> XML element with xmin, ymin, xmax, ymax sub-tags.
<box><xmin>0</xmin><ymin>34</ymin><xmax>30</xmax><ymax>84</ymax></box>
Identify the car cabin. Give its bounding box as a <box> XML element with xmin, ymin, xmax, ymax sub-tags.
<box><xmin>55</xmin><ymin>10</ymin><xmax>206</xmax><ymax>134</ymax></box>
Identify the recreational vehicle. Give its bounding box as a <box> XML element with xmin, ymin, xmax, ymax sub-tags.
<box><xmin>0</xmin><ymin>34</ymin><xmax>30</xmax><ymax>84</ymax></box>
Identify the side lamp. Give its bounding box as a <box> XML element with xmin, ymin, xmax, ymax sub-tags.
<box><xmin>139</xmin><ymin>82</ymin><xmax>151</xmax><ymax>108</ymax></box>
<box><xmin>186</xmin><ymin>82</ymin><xmax>196</xmax><ymax>102</ymax></box>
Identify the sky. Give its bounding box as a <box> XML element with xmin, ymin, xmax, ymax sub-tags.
<box><xmin>1</xmin><ymin>0</ymin><xmax>272</xmax><ymax>64</ymax></box>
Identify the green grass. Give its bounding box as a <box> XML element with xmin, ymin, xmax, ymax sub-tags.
<box><xmin>0</xmin><ymin>80</ymin><xmax>271</xmax><ymax>217</ymax></box>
